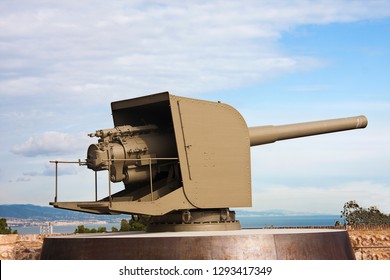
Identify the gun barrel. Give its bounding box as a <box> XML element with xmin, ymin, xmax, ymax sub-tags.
<box><xmin>249</xmin><ymin>115</ymin><xmax>368</xmax><ymax>146</ymax></box>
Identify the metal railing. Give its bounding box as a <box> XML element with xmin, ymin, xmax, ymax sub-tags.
<box><xmin>49</xmin><ymin>160</ymin><xmax>86</xmax><ymax>203</ymax></box>
<box><xmin>50</xmin><ymin>157</ymin><xmax>178</xmax><ymax>206</ymax></box>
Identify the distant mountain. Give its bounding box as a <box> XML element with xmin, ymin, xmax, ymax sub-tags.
<box><xmin>235</xmin><ymin>209</ymin><xmax>328</xmax><ymax>217</ymax></box>
<box><xmin>0</xmin><ymin>204</ymin><xmax>120</xmax><ymax>222</ymax></box>
<box><xmin>0</xmin><ymin>204</ymin><xmax>330</xmax><ymax>222</ymax></box>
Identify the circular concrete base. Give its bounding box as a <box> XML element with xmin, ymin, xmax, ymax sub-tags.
<box><xmin>40</xmin><ymin>229</ymin><xmax>355</xmax><ymax>260</ymax></box>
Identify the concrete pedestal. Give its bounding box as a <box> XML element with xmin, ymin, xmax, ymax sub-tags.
<box><xmin>40</xmin><ymin>229</ymin><xmax>355</xmax><ymax>260</ymax></box>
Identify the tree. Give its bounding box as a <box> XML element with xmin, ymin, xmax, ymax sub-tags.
<box><xmin>74</xmin><ymin>216</ymin><xmax>149</xmax><ymax>233</ymax></box>
<box><xmin>97</xmin><ymin>227</ymin><xmax>107</xmax><ymax>233</ymax></box>
<box><xmin>128</xmin><ymin>219</ymin><xmax>146</xmax><ymax>231</ymax></box>
<box><xmin>120</xmin><ymin>219</ymin><xmax>131</xmax><ymax>231</ymax></box>
<box><xmin>111</xmin><ymin>226</ymin><xmax>119</xmax><ymax>232</ymax></box>
<box><xmin>0</xmin><ymin>218</ymin><xmax>17</xmax><ymax>234</ymax></box>
<box><xmin>341</xmin><ymin>200</ymin><xmax>390</xmax><ymax>226</ymax></box>
<box><xmin>74</xmin><ymin>225</ymin><xmax>89</xmax><ymax>233</ymax></box>
<box><xmin>119</xmin><ymin>216</ymin><xmax>149</xmax><ymax>232</ymax></box>
<box><xmin>74</xmin><ymin>225</ymin><xmax>108</xmax><ymax>233</ymax></box>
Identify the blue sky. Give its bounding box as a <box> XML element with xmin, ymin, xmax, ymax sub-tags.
<box><xmin>1</xmin><ymin>0</ymin><xmax>389</xmax><ymax>214</ymax></box>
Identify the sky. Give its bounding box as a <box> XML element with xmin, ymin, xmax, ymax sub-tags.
<box><xmin>1</xmin><ymin>0</ymin><xmax>389</xmax><ymax>215</ymax></box>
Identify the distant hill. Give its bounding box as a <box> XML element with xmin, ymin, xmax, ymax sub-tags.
<box><xmin>0</xmin><ymin>204</ymin><xmax>328</xmax><ymax>222</ymax></box>
<box><xmin>235</xmin><ymin>209</ymin><xmax>324</xmax><ymax>217</ymax></box>
<box><xmin>0</xmin><ymin>204</ymin><xmax>119</xmax><ymax>222</ymax></box>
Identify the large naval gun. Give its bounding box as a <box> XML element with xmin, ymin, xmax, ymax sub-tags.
<box><xmin>50</xmin><ymin>92</ymin><xmax>367</xmax><ymax>232</ymax></box>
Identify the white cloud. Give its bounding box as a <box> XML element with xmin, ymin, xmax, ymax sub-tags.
<box><xmin>11</xmin><ymin>131</ymin><xmax>88</xmax><ymax>157</ymax></box>
<box><xmin>15</xmin><ymin>177</ymin><xmax>31</xmax><ymax>182</ymax></box>
<box><xmin>1</xmin><ymin>0</ymin><xmax>390</xmax><ymax>101</ymax></box>
<box><xmin>23</xmin><ymin>162</ymin><xmax>78</xmax><ymax>177</ymax></box>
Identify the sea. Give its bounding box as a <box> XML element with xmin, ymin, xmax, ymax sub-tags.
<box><xmin>13</xmin><ymin>214</ymin><xmax>341</xmax><ymax>234</ymax></box>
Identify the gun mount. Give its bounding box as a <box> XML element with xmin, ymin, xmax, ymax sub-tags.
<box><xmin>50</xmin><ymin>92</ymin><xmax>367</xmax><ymax>232</ymax></box>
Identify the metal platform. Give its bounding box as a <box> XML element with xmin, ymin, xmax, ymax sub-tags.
<box><xmin>40</xmin><ymin>229</ymin><xmax>355</xmax><ymax>260</ymax></box>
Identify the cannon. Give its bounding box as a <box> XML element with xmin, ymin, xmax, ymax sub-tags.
<box><xmin>50</xmin><ymin>92</ymin><xmax>367</xmax><ymax>232</ymax></box>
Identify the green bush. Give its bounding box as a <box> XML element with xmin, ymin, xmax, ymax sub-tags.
<box><xmin>341</xmin><ymin>200</ymin><xmax>390</xmax><ymax>226</ymax></box>
<box><xmin>74</xmin><ymin>224</ymin><xmax>107</xmax><ymax>234</ymax></box>
<box><xmin>74</xmin><ymin>216</ymin><xmax>149</xmax><ymax>233</ymax></box>
<box><xmin>0</xmin><ymin>218</ymin><xmax>17</xmax><ymax>234</ymax></box>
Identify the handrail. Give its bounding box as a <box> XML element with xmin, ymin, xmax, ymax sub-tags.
<box><xmin>49</xmin><ymin>157</ymin><xmax>178</xmax><ymax>204</ymax></box>
<box><xmin>49</xmin><ymin>160</ymin><xmax>86</xmax><ymax>203</ymax></box>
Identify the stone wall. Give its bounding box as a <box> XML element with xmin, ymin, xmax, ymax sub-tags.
<box><xmin>348</xmin><ymin>229</ymin><xmax>390</xmax><ymax>260</ymax></box>
<box><xmin>0</xmin><ymin>234</ymin><xmax>52</xmax><ymax>260</ymax></box>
